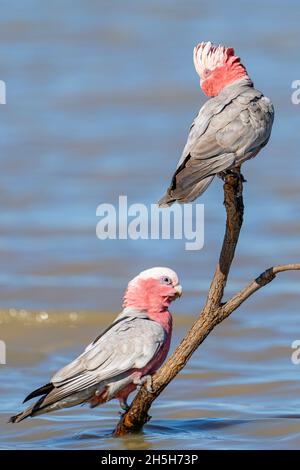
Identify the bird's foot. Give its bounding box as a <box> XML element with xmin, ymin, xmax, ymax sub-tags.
<box><xmin>219</xmin><ymin>168</ymin><xmax>247</xmax><ymax>183</ymax></box>
<box><xmin>134</xmin><ymin>375</ymin><xmax>154</xmax><ymax>393</ymax></box>
<box><xmin>239</xmin><ymin>172</ymin><xmax>247</xmax><ymax>183</ymax></box>
<box><xmin>118</xmin><ymin>398</ymin><xmax>130</xmax><ymax>415</ymax></box>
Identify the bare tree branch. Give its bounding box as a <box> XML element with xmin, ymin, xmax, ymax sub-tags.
<box><xmin>220</xmin><ymin>263</ymin><xmax>300</xmax><ymax>318</ymax></box>
<box><xmin>204</xmin><ymin>170</ymin><xmax>244</xmax><ymax>311</ymax></box>
<box><xmin>113</xmin><ymin>171</ymin><xmax>300</xmax><ymax>437</ymax></box>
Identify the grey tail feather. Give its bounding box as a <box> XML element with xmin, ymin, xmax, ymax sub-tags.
<box><xmin>9</xmin><ymin>397</ymin><xmax>48</xmax><ymax>424</ymax></box>
<box><xmin>158</xmin><ymin>175</ymin><xmax>214</xmax><ymax>206</ymax></box>
<box><xmin>177</xmin><ymin>175</ymin><xmax>215</xmax><ymax>202</ymax></box>
<box><xmin>157</xmin><ymin>186</ymin><xmax>178</xmax><ymax>207</ymax></box>
<box><xmin>157</xmin><ymin>192</ymin><xmax>175</xmax><ymax>207</ymax></box>
<box><xmin>9</xmin><ymin>383</ymin><xmax>54</xmax><ymax>424</ymax></box>
<box><xmin>9</xmin><ymin>402</ymin><xmax>37</xmax><ymax>423</ymax></box>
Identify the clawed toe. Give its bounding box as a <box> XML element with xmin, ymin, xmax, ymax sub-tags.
<box><xmin>119</xmin><ymin>399</ymin><xmax>130</xmax><ymax>413</ymax></box>
<box><xmin>134</xmin><ymin>375</ymin><xmax>154</xmax><ymax>393</ymax></box>
<box><xmin>219</xmin><ymin>169</ymin><xmax>247</xmax><ymax>184</ymax></box>
<box><xmin>145</xmin><ymin>376</ymin><xmax>154</xmax><ymax>393</ymax></box>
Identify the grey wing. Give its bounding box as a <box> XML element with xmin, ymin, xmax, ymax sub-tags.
<box><xmin>224</xmin><ymin>94</ymin><xmax>274</xmax><ymax>163</ymax></box>
<box><xmin>41</xmin><ymin>317</ymin><xmax>165</xmax><ymax>407</ymax></box>
<box><xmin>159</xmin><ymin>89</ymin><xmax>274</xmax><ymax>204</ymax></box>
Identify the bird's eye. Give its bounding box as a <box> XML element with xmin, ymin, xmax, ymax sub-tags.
<box><xmin>203</xmin><ymin>68</ymin><xmax>211</xmax><ymax>78</ymax></box>
<box><xmin>161</xmin><ymin>276</ymin><xmax>172</xmax><ymax>285</ymax></box>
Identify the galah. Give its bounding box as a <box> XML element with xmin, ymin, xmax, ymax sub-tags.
<box><xmin>10</xmin><ymin>267</ymin><xmax>182</xmax><ymax>423</ymax></box>
<box><xmin>158</xmin><ymin>41</ymin><xmax>274</xmax><ymax>205</ymax></box>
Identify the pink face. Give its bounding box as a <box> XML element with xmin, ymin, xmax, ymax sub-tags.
<box><xmin>193</xmin><ymin>42</ymin><xmax>249</xmax><ymax>97</ymax></box>
<box><xmin>123</xmin><ymin>267</ymin><xmax>182</xmax><ymax>314</ymax></box>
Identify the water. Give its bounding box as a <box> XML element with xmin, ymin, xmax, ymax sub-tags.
<box><xmin>0</xmin><ymin>0</ymin><xmax>299</xmax><ymax>449</ymax></box>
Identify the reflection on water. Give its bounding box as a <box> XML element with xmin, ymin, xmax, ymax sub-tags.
<box><xmin>0</xmin><ymin>0</ymin><xmax>299</xmax><ymax>450</ymax></box>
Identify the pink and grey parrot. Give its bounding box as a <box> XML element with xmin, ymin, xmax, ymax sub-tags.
<box><xmin>10</xmin><ymin>267</ymin><xmax>182</xmax><ymax>423</ymax></box>
<box><xmin>158</xmin><ymin>42</ymin><xmax>274</xmax><ymax>206</ymax></box>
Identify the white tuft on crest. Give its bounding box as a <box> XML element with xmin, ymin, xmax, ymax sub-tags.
<box><xmin>193</xmin><ymin>42</ymin><xmax>234</xmax><ymax>78</ymax></box>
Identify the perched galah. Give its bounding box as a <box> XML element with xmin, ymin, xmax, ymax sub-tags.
<box><xmin>158</xmin><ymin>42</ymin><xmax>274</xmax><ymax>205</ymax></box>
<box><xmin>10</xmin><ymin>267</ymin><xmax>182</xmax><ymax>423</ymax></box>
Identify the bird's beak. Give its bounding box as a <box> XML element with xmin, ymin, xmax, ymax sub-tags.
<box><xmin>174</xmin><ymin>284</ymin><xmax>182</xmax><ymax>298</ymax></box>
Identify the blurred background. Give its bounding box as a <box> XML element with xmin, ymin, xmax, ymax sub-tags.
<box><xmin>0</xmin><ymin>0</ymin><xmax>299</xmax><ymax>450</ymax></box>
